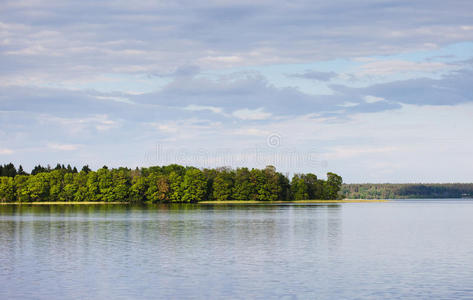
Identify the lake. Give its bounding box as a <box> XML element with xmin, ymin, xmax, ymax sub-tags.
<box><xmin>1</xmin><ymin>200</ymin><xmax>473</xmax><ymax>299</ymax></box>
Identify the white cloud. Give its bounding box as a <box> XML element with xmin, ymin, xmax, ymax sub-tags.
<box><xmin>199</xmin><ymin>55</ymin><xmax>243</xmax><ymax>65</ymax></box>
<box><xmin>95</xmin><ymin>118</ymin><xmax>118</xmax><ymax>131</ymax></box>
<box><xmin>233</xmin><ymin>128</ymin><xmax>269</xmax><ymax>136</ymax></box>
<box><xmin>338</xmin><ymin>102</ymin><xmax>360</xmax><ymax>107</ymax></box>
<box><xmin>1</xmin><ymin>1</ymin><xmax>473</xmax><ymax>182</ymax></box>
<box><xmin>44</xmin><ymin>115</ymin><xmax>119</xmax><ymax>133</ymax></box>
<box><xmin>152</xmin><ymin>123</ymin><xmax>178</xmax><ymax>133</ymax></box>
<box><xmin>0</xmin><ymin>148</ymin><xmax>13</xmax><ymax>155</ymax></box>
<box><xmin>2</xmin><ymin>1</ymin><xmax>473</xmax><ymax>88</ymax></box>
<box><xmin>358</xmin><ymin>60</ymin><xmax>451</xmax><ymax>76</ymax></box>
<box><xmin>324</xmin><ymin>146</ymin><xmax>399</xmax><ymax>159</ymax></box>
<box><xmin>95</xmin><ymin>95</ymin><xmax>134</xmax><ymax>104</ymax></box>
<box><xmin>184</xmin><ymin>104</ymin><xmax>224</xmax><ymax>115</ymax></box>
<box><xmin>232</xmin><ymin>108</ymin><xmax>272</xmax><ymax>120</ymax></box>
<box><xmin>364</xmin><ymin>95</ymin><xmax>385</xmax><ymax>103</ymax></box>
<box><xmin>48</xmin><ymin>143</ymin><xmax>81</xmax><ymax>151</ymax></box>
<box><xmin>148</xmin><ymin>119</ymin><xmax>222</xmax><ymax>138</ymax></box>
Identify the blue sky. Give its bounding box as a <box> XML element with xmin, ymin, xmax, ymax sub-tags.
<box><xmin>1</xmin><ymin>0</ymin><xmax>473</xmax><ymax>183</ymax></box>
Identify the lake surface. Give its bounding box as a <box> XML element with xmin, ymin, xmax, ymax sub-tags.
<box><xmin>1</xmin><ymin>200</ymin><xmax>473</xmax><ymax>299</ymax></box>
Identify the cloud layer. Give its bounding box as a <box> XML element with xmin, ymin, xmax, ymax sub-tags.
<box><xmin>2</xmin><ymin>0</ymin><xmax>473</xmax><ymax>83</ymax></box>
<box><xmin>1</xmin><ymin>0</ymin><xmax>473</xmax><ymax>182</ymax></box>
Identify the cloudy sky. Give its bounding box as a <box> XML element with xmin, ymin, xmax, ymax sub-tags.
<box><xmin>1</xmin><ymin>0</ymin><xmax>473</xmax><ymax>182</ymax></box>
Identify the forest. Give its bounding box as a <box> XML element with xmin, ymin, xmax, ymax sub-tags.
<box><xmin>0</xmin><ymin>163</ymin><xmax>343</xmax><ymax>203</ymax></box>
<box><xmin>342</xmin><ymin>183</ymin><xmax>473</xmax><ymax>199</ymax></box>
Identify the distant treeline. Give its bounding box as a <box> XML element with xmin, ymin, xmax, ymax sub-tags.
<box><xmin>342</xmin><ymin>183</ymin><xmax>473</xmax><ymax>199</ymax></box>
<box><xmin>0</xmin><ymin>163</ymin><xmax>343</xmax><ymax>202</ymax></box>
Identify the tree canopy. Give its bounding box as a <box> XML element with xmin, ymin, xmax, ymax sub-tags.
<box><xmin>342</xmin><ymin>183</ymin><xmax>473</xmax><ymax>199</ymax></box>
<box><xmin>0</xmin><ymin>163</ymin><xmax>343</xmax><ymax>203</ymax></box>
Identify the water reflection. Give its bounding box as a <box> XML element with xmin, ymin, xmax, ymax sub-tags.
<box><xmin>1</xmin><ymin>202</ymin><xmax>472</xmax><ymax>299</ymax></box>
<box><xmin>0</xmin><ymin>204</ymin><xmax>344</xmax><ymax>264</ymax></box>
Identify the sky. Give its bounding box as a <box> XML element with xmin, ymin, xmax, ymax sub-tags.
<box><xmin>1</xmin><ymin>0</ymin><xmax>473</xmax><ymax>183</ymax></box>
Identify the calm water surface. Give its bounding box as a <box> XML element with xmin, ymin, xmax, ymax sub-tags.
<box><xmin>1</xmin><ymin>200</ymin><xmax>473</xmax><ymax>299</ymax></box>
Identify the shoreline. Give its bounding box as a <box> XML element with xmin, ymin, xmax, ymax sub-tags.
<box><xmin>198</xmin><ymin>199</ymin><xmax>388</xmax><ymax>204</ymax></box>
<box><xmin>0</xmin><ymin>199</ymin><xmax>389</xmax><ymax>205</ymax></box>
<box><xmin>0</xmin><ymin>201</ymin><xmax>130</xmax><ymax>205</ymax></box>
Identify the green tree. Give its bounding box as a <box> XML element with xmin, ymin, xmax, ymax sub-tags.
<box><xmin>73</xmin><ymin>171</ymin><xmax>89</xmax><ymax>201</ymax></box>
<box><xmin>27</xmin><ymin>173</ymin><xmax>50</xmax><ymax>201</ymax></box>
<box><xmin>168</xmin><ymin>171</ymin><xmax>183</xmax><ymax>202</ymax></box>
<box><xmin>291</xmin><ymin>174</ymin><xmax>309</xmax><ymax>200</ymax></box>
<box><xmin>0</xmin><ymin>177</ymin><xmax>15</xmax><ymax>202</ymax></box>
<box><xmin>86</xmin><ymin>171</ymin><xmax>100</xmax><ymax>201</ymax></box>
<box><xmin>0</xmin><ymin>162</ymin><xmax>345</xmax><ymax>203</ymax></box>
<box><xmin>146</xmin><ymin>173</ymin><xmax>170</xmax><ymax>202</ymax></box>
<box><xmin>303</xmin><ymin>173</ymin><xmax>320</xmax><ymax>199</ymax></box>
<box><xmin>48</xmin><ymin>170</ymin><xmax>64</xmax><ymax>201</ymax></box>
<box><xmin>212</xmin><ymin>168</ymin><xmax>234</xmax><ymax>201</ymax></box>
<box><xmin>61</xmin><ymin>173</ymin><xmax>77</xmax><ymax>201</ymax></box>
<box><xmin>81</xmin><ymin>165</ymin><xmax>92</xmax><ymax>173</ymax></box>
<box><xmin>97</xmin><ymin>168</ymin><xmax>114</xmax><ymax>202</ymax></box>
<box><xmin>278</xmin><ymin>173</ymin><xmax>291</xmax><ymax>200</ymax></box>
<box><xmin>31</xmin><ymin>165</ymin><xmax>48</xmax><ymax>175</ymax></box>
<box><xmin>2</xmin><ymin>163</ymin><xmax>17</xmax><ymax>177</ymax></box>
<box><xmin>111</xmin><ymin>168</ymin><xmax>131</xmax><ymax>201</ymax></box>
<box><xmin>249</xmin><ymin>169</ymin><xmax>265</xmax><ymax>200</ymax></box>
<box><xmin>130</xmin><ymin>175</ymin><xmax>148</xmax><ymax>202</ymax></box>
<box><xmin>14</xmin><ymin>175</ymin><xmax>30</xmax><ymax>202</ymax></box>
<box><xmin>18</xmin><ymin>165</ymin><xmax>27</xmax><ymax>175</ymax></box>
<box><xmin>263</xmin><ymin>165</ymin><xmax>281</xmax><ymax>201</ymax></box>
<box><xmin>181</xmin><ymin>168</ymin><xmax>207</xmax><ymax>203</ymax></box>
<box><xmin>202</xmin><ymin>168</ymin><xmax>217</xmax><ymax>201</ymax></box>
<box><xmin>325</xmin><ymin>172</ymin><xmax>343</xmax><ymax>199</ymax></box>
<box><xmin>232</xmin><ymin>168</ymin><xmax>254</xmax><ymax>201</ymax></box>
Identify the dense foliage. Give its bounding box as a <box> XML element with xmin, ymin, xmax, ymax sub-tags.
<box><xmin>0</xmin><ymin>163</ymin><xmax>343</xmax><ymax>203</ymax></box>
<box><xmin>342</xmin><ymin>183</ymin><xmax>473</xmax><ymax>199</ymax></box>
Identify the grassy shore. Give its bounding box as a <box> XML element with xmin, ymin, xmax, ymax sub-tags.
<box><xmin>0</xmin><ymin>199</ymin><xmax>388</xmax><ymax>205</ymax></box>
<box><xmin>0</xmin><ymin>201</ymin><xmax>130</xmax><ymax>205</ymax></box>
<box><xmin>198</xmin><ymin>199</ymin><xmax>388</xmax><ymax>204</ymax></box>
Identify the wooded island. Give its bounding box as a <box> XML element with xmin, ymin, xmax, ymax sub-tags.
<box><xmin>0</xmin><ymin>163</ymin><xmax>343</xmax><ymax>203</ymax></box>
<box><xmin>342</xmin><ymin>183</ymin><xmax>473</xmax><ymax>199</ymax></box>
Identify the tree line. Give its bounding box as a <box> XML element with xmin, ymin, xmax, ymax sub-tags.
<box><xmin>0</xmin><ymin>163</ymin><xmax>343</xmax><ymax>203</ymax></box>
<box><xmin>342</xmin><ymin>183</ymin><xmax>473</xmax><ymax>199</ymax></box>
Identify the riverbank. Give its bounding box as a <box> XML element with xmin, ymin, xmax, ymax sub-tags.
<box><xmin>0</xmin><ymin>199</ymin><xmax>388</xmax><ymax>205</ymax></box>
<box><xmin>199</xmin><ymin>199</ymin><xmax>388</xmax><ymax>204</ymax></box>
<box><xmin>0</xmin><ymin>201</ymin><xmax>130</xmax><ymax>205</ymax></box>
